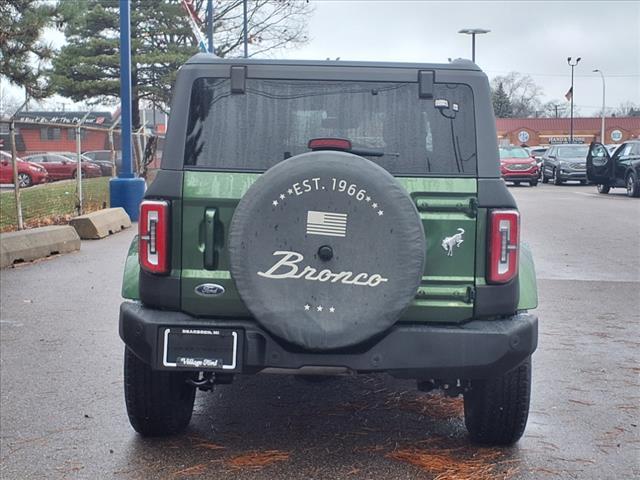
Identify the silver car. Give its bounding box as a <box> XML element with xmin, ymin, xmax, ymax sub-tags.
<box><xmin>541</xmin><ymin>144</ymin><xmax>590</xmax><ymax>185</ymax></box>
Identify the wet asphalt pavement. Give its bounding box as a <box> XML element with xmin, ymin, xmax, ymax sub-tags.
<box><xmin>1</xmin><ymin>183</ymin><xmax>639</xmax><ymax>479</ymax></box>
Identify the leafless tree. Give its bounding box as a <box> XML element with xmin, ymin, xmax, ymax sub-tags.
<box><xmin>490</xmin><ymin>72</ymin><xmax>544</xmax><ymax>118</ymax></box>
<box><xmin>192</xmin><ymin>0</ymin><xmax>312</xmax><ymax>58</ymax></box>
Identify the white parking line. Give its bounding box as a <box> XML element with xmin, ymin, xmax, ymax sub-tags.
<box><xmin>572</xmin><ymin>191</ymin><xmax>629</xmax><ymax>199</ymax></box>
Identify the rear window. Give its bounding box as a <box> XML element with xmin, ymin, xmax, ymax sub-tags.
<box><xmin>499</xmin><ymin>147</ymin><xmax>530</xmax><ymax>159</ymax></box>
<box><xmin>557</xmin><ymin>145</ymin><xmax>588</xmax><ymax>158</ymax></box>
<box><xmin>184</xmin><ymin>78</ymin><xmax>477</xmax><ymax>175</ymax></box>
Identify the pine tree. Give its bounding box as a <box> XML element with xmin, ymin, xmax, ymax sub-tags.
<box><xmin>50</xmin><ymin>0</ymin><xmax>311</xmax><ymax>128</ymax></box>
<box><xmin>0</xmin><ymin>0</ymin><xmax>59</xmax><ymax>99</ymax></box>
<box><xmin>492</xmin><ymin>82</ymin><xmax>513</xmax><ymax>118</ymax></box>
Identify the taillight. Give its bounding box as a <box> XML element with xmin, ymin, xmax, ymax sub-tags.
<box><xmin>488</xmin><ymin>209</ymin><xmax>519</xmax><ymax>284</ymax></box>
<box><xmin>308</xmin><ymin>138</ymin><xmax>352</xmax><ymax>151</ymax></box>
<box><xmin>139</xmin><ymin>200</ymin><xmax>170</xmax><ymax>274</ymax></box>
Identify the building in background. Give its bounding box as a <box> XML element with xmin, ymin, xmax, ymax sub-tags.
<box><xmin>0</xmin><ymin>108</ymin><xmax>168</xmax><ymax>156</ymax></box>
<box><xmin>0</xmin><ymin>111</ymin><xmax>114</xmax><ymax>154</ymax></box>
<box><xmin>497</xmin><ymin>117</ymin><xmax>640</xmax><ymax>146</ymax></box>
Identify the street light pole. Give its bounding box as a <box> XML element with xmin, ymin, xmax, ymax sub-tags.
<box><xmin>567</xmin><ymin>56</ymin><xmax>581</xmax><ymax>143</ymax></box>
<box><xmin>243</xmin><ymin>0</ymin><xmax>248</xmax><ymax>58</ymax></box>
<box><xmin>458</xmin><ymin>28</ymin><xmax>490</xmax><ymax>63</ymax></box>
<box><xmin>593</xmin><ymin>69</ymin><xmax>606</xmax><ymax>143</ymax></box>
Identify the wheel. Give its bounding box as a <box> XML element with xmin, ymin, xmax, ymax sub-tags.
<box><xmin>17</xmin><ymin>173</ymin><xmax>32</xmax><ymax>188</ymax></box>
<box><xmin>627</xmin><ymin>173</ymin><xmax>640</xmax><ymax>197</ymax></box>
<box><xmin>513</xmin><ymin>181</ymin><xmax>520</xmax><ymax>186</ymax></box>
<box><xmin>552</xmin><ymin>168</ymin><xmax>563</xmax><ymax>185</ymax></box>
<box><xmin>529</xmin><ymin>178</ymin><xmax>538</xmax><ymax>187</ymax></box>
<box><xmin>597</xmin><ymin>184</ymin><xmax>610</xmax><ymax>194</ymax></box>
<box><xmin>580</xmin><ymin>180</ymin><xmax>587</xmax><ymax>185</ymax></box>
<box><xmin>124</xmin><ymin>347</ymin><xmax>197</xmax><ymax>436</ymax></box>
<box><xmin>541</xmin><ymin>169</ymin><xmax>549</xmax><ymax>184</ymax></box>
<box><xmin>464</xmin><ymin>357</ymin><xmax>531</xmax><ymax>445</ymax></box>
<box><xmin>71</xmin><ymin>170</ymin><xmax>77</xmax><ymax>179</ymax></box>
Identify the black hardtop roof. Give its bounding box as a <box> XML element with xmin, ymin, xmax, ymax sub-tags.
<box><xmin>185</xmin><ymin>53</ymin><xmax>481</xmax><ymax>72</ymax></box>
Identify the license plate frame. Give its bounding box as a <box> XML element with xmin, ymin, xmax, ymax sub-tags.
<box><xmin>162</xmin><ymin>327</ymin><xmax>239</xmax><ymax>371</ymax></box>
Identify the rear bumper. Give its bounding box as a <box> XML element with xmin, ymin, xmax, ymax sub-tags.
<box><xmin>119</xmin><ymin>302</ymin><xmax>538</xmax><ymax>380</ymax></box>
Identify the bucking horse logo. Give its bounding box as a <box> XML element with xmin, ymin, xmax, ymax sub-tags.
<box><xmin>441</xmin><ymin>228</ymin><xmax>465</xmax><ymax>257</ymax></box>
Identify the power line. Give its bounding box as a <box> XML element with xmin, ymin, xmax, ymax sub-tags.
<box><xmin>486</xmin><ymin>70</ymin><xmax>639</xmax><ymax>78</ymax></box>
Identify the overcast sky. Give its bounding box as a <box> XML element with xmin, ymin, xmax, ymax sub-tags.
<box><xmin>279</xmin><ymin>0</ymin><xmax>640</xmax><ymax>115</ymax></box>
<box><xmin>2</xmin><ymin>0</ymin><xmax>638</xmax><ymax>116</ymax></box>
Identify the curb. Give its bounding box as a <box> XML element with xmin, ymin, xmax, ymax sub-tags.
<box><xmin>69</xmin><ymin>207</ymin><xmax>132</xmax><ymax>239</ymax></box>
<box><xmin>0</xmin><ymin>226</ymin><xmax>81</xmax><ymax>268</ymax></box>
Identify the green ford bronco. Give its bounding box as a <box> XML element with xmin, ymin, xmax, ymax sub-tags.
<box><xmin>120</xmin><ymin>54</ymin><xmax>538</xmax><ymax>445</ymax></box>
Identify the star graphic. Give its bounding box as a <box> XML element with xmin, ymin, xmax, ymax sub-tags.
<box><xmin>304</xmin><ymin>304</ymin><xmax>310</xmax><ymax>311</ymax></box>
<box><xmin>279</xmin><ymin>194</ymin><xmax>285</xmax><ymax>200</ymax></box>
<box><xmin>287</xmin><ymin>189</ymin><xmax>293</xmax><ymax>195</ymax></box>
<box><xmin>329</xmin><ymin>306</ymin><xmax>335</xmax><ymax>313</ymax></box>
<box><xmin>317</xmin><ymin>305</ymin><xmax>323</xmax><ymax>312</ymax></box>
<box><xmin>272</xmin><ymin>200</ymin><xmax>278</xmax><ymax>206</ymax></box>
<box><xmin>365</xmin><ymin>196</ymin><xmax>371</xmax><ymax>202</ymax></box>
<box><xmin>372</xmin><ymin>202</ymin><xmax>378</xmax><ymax>209</ymax></box>
<box><xmin>378</xmin><ymin>210</ymin><xmax>384</xmax><ymax>216</ymax></box>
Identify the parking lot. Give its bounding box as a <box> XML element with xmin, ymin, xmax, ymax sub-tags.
<box><xmin>1</xmin><ymin>183</ymin><xmax>638</xmax><ymax>479</ymax></box>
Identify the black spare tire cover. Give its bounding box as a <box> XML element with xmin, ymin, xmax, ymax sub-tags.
<box><xmin>229</xmin><ymin>151</ymin><xmax>425</xmax><ymax>350</ymax></box>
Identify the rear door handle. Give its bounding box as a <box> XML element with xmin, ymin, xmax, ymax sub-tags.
<box><xmin>204</xmin><ymin>208</ymin><xmax>218</xmax><ymax>270</ymax></box>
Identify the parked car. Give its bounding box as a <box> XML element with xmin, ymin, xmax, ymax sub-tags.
<box><xmin>587</xmin><ymin>140</ymin><xmax>640</xmax><ymax>197</ymax></box>
<box><xmin>526</xmin><ymin>146</ymin><xmax>547</xmax><ymax>179</ymax></box>
<box><xmin>23</xmin><ymin>152</ymin><xmax>102</xmax><ymax>181</ymax></box>
<box><xmin>499</xmin><ymin>146</ymin><xmax>539</xmax><ymax>186</ymax></box>
<box><xmin>119</xmin><ymin>56</ymin><xmax>538</xmax><ymax>445</ymax></box>
<box><xmin>606</xmin><ymin>144</ymin><xmax>620</xmax><ymax>155</ymax></box>
<box><xmin>53</xmin><ymin>151</ymin><xmax>114</xmax><ymax>177</ymax></box>
<box><xmin>541</xmin><ymin>144</ymin><xmax>590</xmax><ymax>185</ymax></box>
<box><xmin>0</xmin><ymin>151</ymin><xmax>49</xmax><ymax>187</ymax></box>
<box><xmin>82</xmin><ymin>150</ymin><xmax>122</xmax><ymax>176</ymax></box>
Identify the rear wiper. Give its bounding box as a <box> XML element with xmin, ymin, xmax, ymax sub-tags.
<box><xmin>351</xmin><ymin>148</ymin><xmax>400</xmax><ymax>158</ymax></box>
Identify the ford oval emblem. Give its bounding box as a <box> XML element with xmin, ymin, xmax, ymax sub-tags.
<box><xmin>195</xmin><ymin>283</ymin><xmax>225</xmax><ymax>297</ymax></box>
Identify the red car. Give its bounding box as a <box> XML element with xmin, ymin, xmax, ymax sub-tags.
<box><xmin>499</xmin><ymin>146</ymin><xmax>539</xmax><ymax>186</ymax></box>
<box><xmin>0</xmin><ymin>151</ymin><xmax>49</xmax><ymax>187</ymax></box>
<box><xmin>23</xmin><ymin>152</ymin><xmax>102</xmax><ymax>181</ymax></box>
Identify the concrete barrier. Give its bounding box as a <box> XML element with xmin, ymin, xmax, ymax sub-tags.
<box><xmin>69</xmin><ymin>207</ymin><xmax>132</xmax><ymax>239</ymax></box>
<box><xmin>0</xmin><ymin>226</ymin><xmax>81</xmax><ymax>268</ymax></box>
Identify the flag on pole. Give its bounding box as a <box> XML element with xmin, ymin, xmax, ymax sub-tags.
<box><xmin>565</xmin><ymin>87</ymin><xmax>573</xmax><ymax>101</ymax></box>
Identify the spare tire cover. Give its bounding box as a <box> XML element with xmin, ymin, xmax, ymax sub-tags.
<box><xmin>229</xmin><ymin>151</ymin><xmax>425</xmax><ymax>350</ymax></box>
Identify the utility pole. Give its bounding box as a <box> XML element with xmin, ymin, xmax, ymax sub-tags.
<box><xmin>243</xmin><ymin>0</ymin><xmax>248</xmax><ymax>58</ymax></box>
<box><xmin>110</xmin><ymin>0</ymin><xmax>146</xmax><ymax>221</ymax></box>
<box><xmin>206</xmin><ymin>0</ymin><xmax>214</xmax><ymax>53</ymax></box>
<box><xmin>567</xmin><ymin>56</ymin><xmax>581</xmax><ymax>143</ymax></box>
<box><xmin>593</xmin><ymin>69</ymin><xmax>606</xmax><ymax>143</ymax></box>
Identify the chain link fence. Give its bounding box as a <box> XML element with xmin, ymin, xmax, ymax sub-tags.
<box><xmin>0</xmin><ymin>119</ymin><xmax>162</xmax><ymax>232</ymax></box>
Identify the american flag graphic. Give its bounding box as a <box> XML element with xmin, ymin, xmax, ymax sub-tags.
<box><xmin>306</xmin><ymin>211</ymin><xmax>348</xmax><ymax>238</ymax></box>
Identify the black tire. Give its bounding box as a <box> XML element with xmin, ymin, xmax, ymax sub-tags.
<box><xmin>124</xmin><ymin>347</ymin><xmax>197</xmax><ymax>437</ymax></box>
<box><xmin>463</xmin><ymin>357</ymin><xmax>531</xmax><ymax>445</ymax></box>
<box><xmin>626</xmin><ymin>173</ymin><xmax>640</xmax><ymax>197</ymax></box>
<box><xmin>552</xmin><ymin>168</ymin><xmax>563</xmax><ymax>185</ymax></box>
<box><xmin>529</xmin><ymin>178</ymin><xmax>538</xmax><ymax>187</ymax></box>
<box><xmin>580</xmin><ymin>180</ymin><xmax>587</xmax><ymax>185</ymax></box>
<box><xmin>513</xmin><ymin>181</ymin><xmax>520</xmax><ymax>186</ymax></box>
<box><xmin>597</xmin><ymin>184</ymin><xmax>610</xmax><ymax>194</ymax></box>
<box><xmin>71</xmin><ymin>170</ymin><xmax>77</xmax><ymax>179</ymax></box>
<box><xmin>541</xmin><ymin>169</ymin><xmax>549</xmax><ymax>184</ymax></box>
<box><xmin>17</xmin><ymin>173</ymin><xmax>32</xmax><ymax>188</ymax></box>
